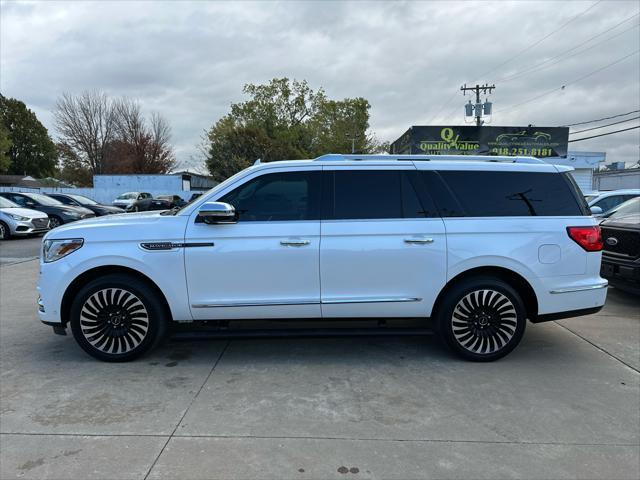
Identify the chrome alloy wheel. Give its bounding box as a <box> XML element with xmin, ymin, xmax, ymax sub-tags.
<box><xmin>80</xmin><ymin>288</ymin><xmax>149</xmax><ymax>354</ymax></box>
<box><xmin>451</xmin><ymin>289</ymin><xmax>517</xmax><ymax>355</ymax></box>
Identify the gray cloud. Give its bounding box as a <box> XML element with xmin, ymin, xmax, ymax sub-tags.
<box><xmin>1</xmin><ymin>0</ymin><xmax>638</xmax><ymax>171</ymax></box>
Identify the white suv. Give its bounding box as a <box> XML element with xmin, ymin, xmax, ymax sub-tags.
<box><xmin>38</xmin><ymin>154</ymin><xmax>607</xmax><ymax>362</ymax></box>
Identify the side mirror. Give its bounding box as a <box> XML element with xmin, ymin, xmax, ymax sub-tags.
<box><xmin>590</xmin><ymin>206</ymin><xmax>603</xmax><ymax>216</ymax></box>
<box><xmin>198</xmin><ymin>202</ymin><xmax>237</xmax><ymax>224</ymax></box>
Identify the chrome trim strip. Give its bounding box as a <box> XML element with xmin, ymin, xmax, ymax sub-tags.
<box><xmin>192</xmin><ymin>297</ymin><xmax>422</xmax><ymax>308</ymax></box>
<box><xmin>192</xmin><ymin>299</ymin><xmax>319</xmax><ymax>308</ymax></box>
<box><xmin>322</xmin><ymin>296</ymin><xmax>422</xmax><ymax>304</ymax></box>
<box><xmin>141</xmin><ymin>242</ymin><xmax>214</xmax><ymax>251</ymax></box>
<box><xmin>550</xmin><ymin>282</ymin><xmax>608</xmax><ymax>294</ymax></box>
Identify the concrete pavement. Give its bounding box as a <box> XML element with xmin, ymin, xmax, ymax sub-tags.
<box><xmin>0</xmin><ymin>258</ymin><xmax>638</xmax><ymax>479</ymax></box>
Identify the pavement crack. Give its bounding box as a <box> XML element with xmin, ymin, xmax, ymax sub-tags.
<box><xmin>142</xmin><ymin>339</ymin><xmax>231</xmax><ymax>480</ymax></box>
<box><xmin>554</xmin><ymin>321</ymin><xmax>639</xmax><ymax>373</ymax></box>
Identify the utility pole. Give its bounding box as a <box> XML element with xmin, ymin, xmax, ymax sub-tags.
<box><xmin>461</xmin><ymin>83</ymin><xmax>495</xmax><ymax>127</ymax></box>
<box><xmin>346</xmin><ymin>132</ymin><xmax>360</xmax><ymax>154</ymax></box>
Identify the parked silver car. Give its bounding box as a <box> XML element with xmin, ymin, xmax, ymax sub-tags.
<box><xmin>0</xmin><ymin>196</ymin><xmax>50</xmax><ymax>239</ymax></box>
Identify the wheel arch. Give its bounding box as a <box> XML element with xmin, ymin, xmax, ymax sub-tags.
<box><xmin>433</xmin><ymin>266</ymin><xmax>539</xmax><ymax>322</ymax></box>
<box><xmin>60</xmin><ymin>265</ymin><xmax>173</xmax><ymax>326</ymax></box>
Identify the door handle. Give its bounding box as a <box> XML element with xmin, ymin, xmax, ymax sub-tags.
<box><xmin>404</xmin><ymin>237</ymin><xmax>434</xmax><ymax>244</ymax></box>
<box><xmin>280</xmin><ymin>239</ymin><xmax>311</xmax><ymax>247</ymax></box>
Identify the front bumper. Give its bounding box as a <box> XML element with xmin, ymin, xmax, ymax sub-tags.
<box><xmin>601</xmin><ymin>254</ymin><xmax>640</xmax><ymax>294</ymax></box>
<box><xmin>10</xmin><ymin>217</ymin><xmax>50</xmax><ymax>236</ymax></box>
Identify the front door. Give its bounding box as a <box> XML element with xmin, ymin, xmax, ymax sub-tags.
<box><xmin>320</xmin><ymin>167</ymin><xmax>447</xmax><ymax>318</ymax></box>
<box><xmin>184</xmin><ymin>167</ymin><xmax>322</xmax><ymax>320</ymax></box>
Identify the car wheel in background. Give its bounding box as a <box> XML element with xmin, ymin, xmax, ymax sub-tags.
<box><xmin>436</xmin><ymin>276</ymin><xmax>526</xmax><ymax>362</ymax></box>
<box><xmin>0</xmin><ymin>221</ymin><xmax>9</xmax><ymax>240</ymax></box>
<box><xmin>69</xmin><ymin>273</ymin><xmax>168</xmax><ymax>362</ymax></box>
<box><xmin>48</xmin><ymin>216</ymin><xmax>62</xmax><ymax>229</ymax></box>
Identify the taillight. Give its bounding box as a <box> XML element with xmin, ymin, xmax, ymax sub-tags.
<box><xmin>567</xmin><ymin>226</ymin><xmax>603</xmax><ymax>252</ymax></box>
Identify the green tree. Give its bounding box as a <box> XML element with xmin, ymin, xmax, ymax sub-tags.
<box><xmin>0</xmin><ymin>122</ymin><xmax>11</xmax><ymax>173</ymax></box>
<box><xmin>0</xmin><ymin>94</ymin><xmax>57</xmax><ymax>177</ymax></box>
<box><xmin>204</xmin><ymin>78</ymin><xmax>383</xmax><ymax>181</ymax></box>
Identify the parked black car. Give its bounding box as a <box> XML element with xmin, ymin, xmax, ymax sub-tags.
<box><xmin>0</xmin><ymin>192</ymin><xmax>95</xmax><ymax>228</ymax></box>
<box><xmin>157</xmin><ymin>194</ymin><xmax>186</xmax><ymax>208</ymax></box>
<box><xmin>47</xmin><ymin>193</ymin><xmax>124</xmax><ymax>216</ymax></box>
<box><xmin>600</xmin><ymin>197</ymin><xmax>640</xmax><ymax>295</ymax></box>
<box><xmin>126</xmin><ymin>197</ymin><xmax>173</xmax><ymax>212</ymax></box>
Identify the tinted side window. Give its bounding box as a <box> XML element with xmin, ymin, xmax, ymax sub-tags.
<box><xmin>439</xmin><ymin>171</ymin><xmax>585</xmax><ymax>217</ymax></box>
<box><xmin>330</xmin><ymin>171</ymin><xmax>401</xmax><ymax>219</ymax></box>
<box><xmin>220</xmin><ymin>171</ymin><xmax>320</xmax><ymax>221</ymax></box>
<box><xmin>595</xmin><ymin>195</ymin><xmax>629</xmax><ymax>213</ymax></box>
<box><xmin>327</xmin><ymin>170</ymin><xmax>432</xmax><ymax>220</ymax></box>
<box><xmin>52</xmin><ymin>195</ymin><xmax>73</xmax><ymax>205</ymax></box>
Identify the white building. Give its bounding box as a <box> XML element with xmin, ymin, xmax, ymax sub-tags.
<box><xmin>547</xmin><ymin>151</ymin><xmax>605</xmax><ymax>193</ymax></box>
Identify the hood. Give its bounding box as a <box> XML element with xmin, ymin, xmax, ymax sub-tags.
<box><xmin>0</xmin><ymin>206</ymin><xmax>49</xmax><ymax>219</ymax></box>
<box><xmin>44</xmin><ymin>210</ymin><xmax>182</xmax><ymax>241</ymax></box>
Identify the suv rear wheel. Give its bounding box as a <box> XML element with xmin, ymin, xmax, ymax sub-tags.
<box><xmin>69</xmin><ymin>274</ymin><xmax>168</xmax><ymax>362</ymax></box>
<box><xmin>436</xmin><ymin>276</ymin><xmax>526</xmax><ymax>361</ymax></box>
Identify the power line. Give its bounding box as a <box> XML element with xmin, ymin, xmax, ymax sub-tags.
<box><xmin>569</xmin><ymin>116</ymin><xmax>640</xmax><ymax>135</ymax></box>
<box><xmin>568</xmin><ymin>125</ymin><xmax>639</xmax><ymax>142</ymax></box>
<box><xmin>498</xmin><ymin>14</ymin><xmax>639</xmax><ymax>83</ymax></box>
<box><xmin>471</xmin><ymin>0</ymin><xmax>603</xmax><ymax>82</ymax></box>
<box><xmin>495</xmin><ymin>49</ymin><xmax>640</xmax><ymax>114</ymax></box>
<box><xmin>562</xmin><ymin>109</ymin><xmax>640</xmax><ymax>127</ymax></box>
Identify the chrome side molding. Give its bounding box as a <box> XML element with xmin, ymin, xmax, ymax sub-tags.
<box><xmin>549</xmin><ymin>282</ymin><xmax>608</xmax><ymax>294</ymax></box>
<box><xmin>192</xmin><ymin>296</ymin><xmax>422</xmax><ymax>308</ymax></box>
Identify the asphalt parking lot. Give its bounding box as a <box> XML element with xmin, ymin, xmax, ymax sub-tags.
<box><xmin>0</xmin><ymin>239</ymin><xmax>639</xmax><ymax>479</ymax></box>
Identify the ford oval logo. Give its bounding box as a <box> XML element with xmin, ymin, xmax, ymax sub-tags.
<box><xmin>605</xmin><ymin>237</ymin><xmax>619</xmax><ymax>246</ymax></box>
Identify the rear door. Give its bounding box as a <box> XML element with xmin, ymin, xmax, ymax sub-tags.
<box><xmin>320</xmin><ymin>166</ymin><xmax>447</xmax><ymax>318</ymax></box>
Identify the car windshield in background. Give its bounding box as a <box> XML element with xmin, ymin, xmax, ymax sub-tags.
<box><xmin>610</xmin><ymin>197</ymin><xmax>640</xmax><ymax>219</ymax></box>
<box><xmin>25</xmin><ymin>193</ymin><xmax>63</xmax><ymax>206</ymax></box>
<box><xmin>68</xmin><ymin>194</ymin><xmax>98</xmax><ymax>205</ymax></box>
<box><xmin>0</xmin><ymin>197</ymin><xmax>19</xmax><ymax>208</ymax></box>
<box><xmin>117</xmin><ymin>193</ymin><xmax>138</xmax><ymax>200</ymax></box>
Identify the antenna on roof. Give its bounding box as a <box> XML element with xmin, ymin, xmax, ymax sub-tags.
<box><xmin>253</xmin><ymin>158</ymin><xmax>261</xmax><ymax>165</ymax></box>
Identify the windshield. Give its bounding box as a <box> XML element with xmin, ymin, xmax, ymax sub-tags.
<box><xmin>68</xmin><ymin>194</ymin><xmax>98</xmax><ymax>205</ymax></box>
<box><xmin>116</xmin><ymin>192</ymin><xmax>138</xmax><ymax>200</ymax></box>
<box><xmin>610</xmin><ymin>197</ymin><xmax>640</xmax><ymax>219</ymax></box>
<box><xmin>25</xmin><ymin>193</ymin><xmax>63</xmax><ymax>206</ymax></box>
<box><xmin>0</xmin><ymin>197</ymin><xmax>19</xmax><ymax>208</ymax></box>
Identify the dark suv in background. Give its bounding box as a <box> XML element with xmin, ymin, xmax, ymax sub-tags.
<box><xmin>0</xmin><ymin>192</ymin><xmax>95</xmax><ymax>228</ymax></box>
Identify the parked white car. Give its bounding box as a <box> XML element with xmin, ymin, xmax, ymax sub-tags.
<box><xmin>0</xmin><ymin>196</ymin><xmax>50</xmax><ymax>239</ymax></box>
<box><xmin>112</xmin><ymin>192</ymin><xmax>152</xmax><ymax>210</ymax></box>
<box><xmin>586</xmin><ymin>189</ymin><xmax>640</xmax><ymax>216</ymax></box>
<box><xmin>38</xmin><ymin>154</ymin><xmax>607</xmax><ymax>362</ymax></box>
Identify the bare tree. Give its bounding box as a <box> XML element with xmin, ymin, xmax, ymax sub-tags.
<box><xmin>53</xmin><ymin>91</ymin><xmax>117</xmax><ymax>174</ymax></box>
<box><xmin>55</xmin><ymin>92</ymin><xmax>175</xmax><ymax>176</ymax></box>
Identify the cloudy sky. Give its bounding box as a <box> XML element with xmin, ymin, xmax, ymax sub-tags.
<box><xmin>1</xmin><ymin>0</ymin><xmax>639</xmax><ymax>171</ymax></box>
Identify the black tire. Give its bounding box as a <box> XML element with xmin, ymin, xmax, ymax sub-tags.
<box><xmin>49</xmin><ymin>216</ymin><xmax>62</xmax><ymax>229</ymax></box>
<box><xmin>69</xmin><ymin>274</ymin><xmax>168</xmax><ymax>362</ymax></box>
<box><xmin>435</xmin><ymin>276</ymin><xmax>526</xmax><ymax>362</ymax></box>
<box><xmin>0</xmin><ymin>221</ymin><xmax>9</xmax><ymax>240</ymax></box>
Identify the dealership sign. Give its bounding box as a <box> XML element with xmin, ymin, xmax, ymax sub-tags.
<box><xmin>391</xmin><ymin>126</ymin><xmax>569</xmax><ymax>158</ymax></box>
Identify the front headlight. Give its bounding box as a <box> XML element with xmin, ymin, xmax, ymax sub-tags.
<box><xmin>65</xmin><ymin>211</ymin><xmax>81</xmax><ymax>219</ymax></box>
<box><xmin>9</xmin><ymin>213</ymin><xmax>29</xmax><ymax>221</ymax></box>
<box><xmin>42</xmin><ymin>238</ymin><xmax>84</xmax><ymax>263</ymax></box>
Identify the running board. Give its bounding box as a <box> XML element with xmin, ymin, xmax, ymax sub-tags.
<box><xmin>170</xmin><ymin>327</ymin><xmax>435</xmax><ymax>341</ymax></box>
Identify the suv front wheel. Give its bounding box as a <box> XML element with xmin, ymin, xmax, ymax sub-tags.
<box><xmin>436</xmin><ymin>276</ymin><xmax>526</xmax><ymax>361</ymax></box>
<box><xmin>69</xmin><ymin>274</ymin><xmax>168</xmax><ymax>362</ymax></box>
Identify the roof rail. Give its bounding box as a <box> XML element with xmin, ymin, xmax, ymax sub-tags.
<box><xmin>313</xmin><ymin>153</ymin><xmax>546</xmax><ymax>165</ymax></box>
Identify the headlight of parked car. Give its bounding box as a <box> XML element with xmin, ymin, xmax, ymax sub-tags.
<box><xmin>65</xmin><ymin>211</ymin><xmax>82</xmax><ymax>219</ymax></box>
<box><xmin>42</xmin><ymin>239</ymin><xmax>84</xmax><ymax>263</ymax></box>
<box><xmin>8</xmin><ymin>213</ymin><xmax>30</xmax><ymax>221</ymax></box>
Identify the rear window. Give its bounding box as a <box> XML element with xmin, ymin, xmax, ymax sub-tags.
<box><xmin>437</xmin><ymin>171</ymin><xmax>587</xmax><ymax>217</ymax></box>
